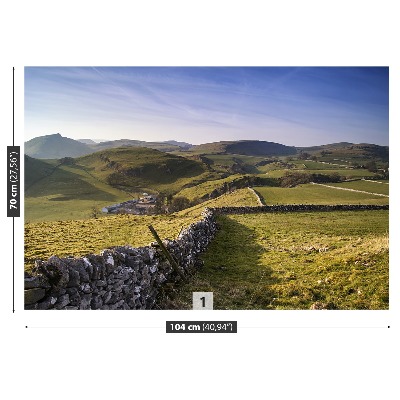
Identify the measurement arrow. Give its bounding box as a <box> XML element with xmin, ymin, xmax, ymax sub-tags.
<box><xmin>8</xmin><ymin>67</ymin><xmax>19</xmax><ymax>313</ymax></box>
<box><xmin>13</xmin><ymin>66</ymin><xmax>14</xmax><ymax>314</ymax></box>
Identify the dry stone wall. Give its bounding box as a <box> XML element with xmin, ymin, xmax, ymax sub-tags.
<box><xmin>24</xmin><ymin>209</ymin><xmax>217</xmax><ymax>310</ymax></box>
<box><xmin>24</xmin><ymin>203</ymin><xmax>388</xmax><ymax>310</ymax></box>
<box><xmin>210</xmin><ymin>204</ymin><xmax>389</xmax><ymax>215</ymax></box>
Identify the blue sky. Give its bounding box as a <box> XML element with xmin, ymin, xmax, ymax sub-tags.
<box><xmin>24</xmin><ymin>66</ymin><xmax>389</xmax><ymax>146</ymax></box>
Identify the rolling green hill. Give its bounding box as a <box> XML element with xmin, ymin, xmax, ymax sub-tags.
<box><xmin>191</xmin><ymin>140</ymin><xmax>297</xmax><ymax>156</ymax></box>
<box><xmin>92</xmin><ymin>139</ymin><xmax>182</xmax><ymax>152</ymax></box>
<box><xmin>297</xmin><ymin>142</ymin><xmax>389</xmax><ymax>163</ymax></box>
<box><xmin>24</xmin><ymin>155</ymin><xmax>58</xmax><ymax>190</ymax></box>
<box><xmin>25</xmin><ymin>133</ymin><xmax>93</xmax><ymax>159</ymax></box>
<box><xmin>25</xmin><ymin>134</ymin><xmax>191</xmax><ymax>159</ymax></box>
<box><xmin>77</xmin><ymin>146</ymin><xmax>210</xmax><ymax>193</ymax></box>
<box><xmin>25</xmin><ymin>147</ymin><xmax>216</xmax><ymax>221</ymax></box>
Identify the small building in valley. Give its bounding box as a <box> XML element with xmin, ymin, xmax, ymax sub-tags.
<box><xmin>102</xmin><ymin>196</ymin><xmax>156</xmax><ymax>215</ymax></box>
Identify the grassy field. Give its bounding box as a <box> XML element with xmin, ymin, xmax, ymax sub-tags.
<box><xmin>297</xmin><ymin>160</ymin><xmax>350</xmax><ymax>169</ymax></box>
<box><xmin>300</xmin><ymin>143</ymin><xmax>388</xmax><ymax>166</ymax></box>
<box><xmin>24</xmin><ymin>213</ymin><xmax>200</xmax><ymax>272</ymax></box>
<box><xmin>265</xmin><ymin>168</ymin><xmax>376</xmax><ymax>178</ymax></box>
<box><xmin>24</xmin><ymin>144</ymin><xmax>390</xmax><ymax>310</ymax></box>
<box><xmin>160</xmin><ymin>210</ymin><xmax>388</xmax><ymax>310</ymax></box>
<box><xmin>254</xmin><ymin>184</ymin><xmax>389</xmax><ymax>205</ymax></box>
<box><xmin>77</xmin><ymin>147</ymin><xmax>211</xmax><ymax>194</ymax></box>
<box><xmin>25</xmin><ymin>161</ymin><xmax>134</xmax><ymax>221</ymax></box>
<box><xmin>176</xmin><ymin>174</ymin><xmax>245</xmax><ymax>200</ymax></box>
<box><xmin>24</xmin><ymin>147</ymin><xmax>222</xmax><ymax>221</ymax></box>
<box><xmin>329</xmin><ymin>180</ymin><xmax>389</xmax><ymax>195</ymax></box>
<box><xmin>204</xmin><ymin>154</ymin><xmax>268</xmax><ymax>165</ymax></box>
<box><xmin>24</xmin><ymin>188</ymin><xmax>258</xmax><ymax>271</ymax></box>
<box><xmin>177</xmin><ymin>188</ymin><xmax>260</xmax><ymax>217</ymax></box>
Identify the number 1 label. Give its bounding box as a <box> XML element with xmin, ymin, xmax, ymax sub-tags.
<box><xmin>193</xmin><ymin>292</ymin><xmax>213</xmax><ymax>310</ymax></box>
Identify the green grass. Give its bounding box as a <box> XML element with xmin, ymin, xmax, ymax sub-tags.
<box><xmin>265</xmin><ymin>168</ymin><xmax>376</xmax><ymax>178</ymax></box>
<box><xmin>204</xmin><ymin>154</ymin><xmax>237</xmax><ymax>167</ymax></box>
<box><xmin>298</xmin><ymin>160</ymin><xmax>350</xmax><ymax>169</ymax></box>
<box><xmin>176</xmin><ymin>174</ymin><xmax>245</xmax><ymax>200</ymax></box>
<box><xmin>197</xmin><ymin>154</ymin><xmax>272</xmax><ymax>174</ymax></box>
<box><xmin>177</xmin><ymin>188</ymin><xmax>260</xmax><ymax>217</ymax></box>
<box><xmin>162</xmin><ymin>211</ymin><xmax>388</xmax><ymax>310</ymax></box>
<box><xmin>25</xmin><ymin>145</ymin><xmax>384</xmax><ymax>222</ymax></box>
<box><xmin>330</xmin><ymin>180</ymin><xmax>389</xmax><ymax>195</ymax></box>
<box><xmin>205</xmin><ymin>154</ymin><xmax>268</xmax><ymax>165</ymax></box>
<box><xmin>24</xmin><ymin>213</ymin><xmax>201</xmax><ymax>272</ymax></box>
<box><xmin>24</xmin><ymin>156</ymin><xmax>58</xmax><ymax>189</ymax></box>
<box><xmin>24</xmin><ymin>188</ymin><xmax>258</xmax><ymax>271</ymax></box>
<box><xmin>300</xmin><ymin>143</ymin><xmax>388</xmax><ymax>165</ymax></box>
<box><xmin>254</xmin><ymin>184</ymin><xmax>389</xmax><ymax>205</ymax></box>
<box><xmin>25</xmin><ymin>147</ymin><xmax>221</xmax><ymax>221</ymax></box>
<box><xmin>77</xmin><ymin>147</ymin><xmax>209</xmax><ymax>193</ymax></box>
<box><xmin>25</xmin><ymin>161</ymin><xmax>134</xmax><ymax>221</ymax></box>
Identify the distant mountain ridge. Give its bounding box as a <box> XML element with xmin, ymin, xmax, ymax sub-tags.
<box><xmin>162</xmin><ymin>140</ymin><xmax>193</xmax><ymax>149</ymax></box>
<box><xmin>78</xmin><ymin>139</ymin><xmax>97</xmax><ymax>144</ymax></box>
<box><xmin>25</xmin><ymin>134</ymin><xmax>192</xmax><ymax>159</ymax></box>
<box><xmin>297</xmin><ymin>142</ymin><xmax>389</xmax><ymax>162</ymax></box>
<box><xmin>192</xmin><ymin>140</ymin><xmax>297</xmax><ymax>156</ymax></box>
<box><xmin>93</xmin><ymin>139</ymin><xmax>181</xmax><ymax>152</ymax></box>
<box><xmin>25</xmin><ymin>133</ymin><xmax>389</xmax><ymax>161</ymax></box>
<box><xmin>25</xmin><ymin>133</ymin><xmax>93</xmax><ymax>159</ymax></box>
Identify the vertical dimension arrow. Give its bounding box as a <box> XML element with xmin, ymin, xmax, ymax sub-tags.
<box><xmin>7</xmin><ymin>67</ymin><xmax>20</xmax><ymax>313</ymax></box>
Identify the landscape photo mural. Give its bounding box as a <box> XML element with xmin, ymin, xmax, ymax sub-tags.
<box><xmin>23</xmin><ymin>67</ymin><xmax>389</xmax><ymax>310</ymax></box>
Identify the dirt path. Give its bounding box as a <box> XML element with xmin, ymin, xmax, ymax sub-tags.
<box><xmin>248</xmin><ymin>187</ymin><xmax>264</xmax><ymax>205</ymax></box>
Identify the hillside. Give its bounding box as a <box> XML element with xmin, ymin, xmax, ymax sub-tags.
<box><xmin>77</xmin><ymin>147</ymin><xmax>209</xmax><ymax>193</ymax></box>
<box><xmin>162</xmin><ymin>140</ymin><xmax>193</xmax><ymax>149</ymax></box>
<box><xmin>297</xmin><ymin>142</ymin><xmax>389</xmax><ymax>163</ymax></box>
<box><xmin>25</xmin><ymin>133</ymin><xmax>93</xmax><ymax>159</ymax></box>
<box><xmin>24</xmin><ymin>155</ymin><xmax>58</xmax><ymax>190</ymax></box>
<box><xmin>191</xmin><ymin>140</ymin><xmax>297</xmax><ymax>156</ymax></box>
<box><xmin>25</xmin><ymin>134</ymin><xmax>190</xmax><ymax>159</ymax></box>
<box><xmin>78</xmin><ymin>139</ymin><xmax>97</xmax><ymax>144</ymax></box>
<box><xmin>25</xmin><ymin>146</ymin><xmax>216</xmax><ymax>221</ymax></box>
<box><xmin>92</xmin><ymin>139</ymin><xmax>182</xmax><ymax>152</ymax></box>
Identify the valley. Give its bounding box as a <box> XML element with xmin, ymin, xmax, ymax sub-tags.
<box><xmin>24</xmin><ymin>135</ymin><xmax>389</xmax><ymax>309</ymax></box>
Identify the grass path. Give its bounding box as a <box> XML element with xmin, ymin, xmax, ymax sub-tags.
<box><xmin>247</xmin><ymin>187</ymin><xmax>264</xmax><ymax>205</ymax></box>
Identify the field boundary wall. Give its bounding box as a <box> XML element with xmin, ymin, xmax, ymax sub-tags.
<box><xmin>209</xmin><ymin>204</ymin><xmax>388</xmax><ymax>215</ymax></box>
<box><xmin>24</xmin><ymin>209</ymin><xmax>217</xmax><ymax>310</ymax></box>
<box><xmin>24</xmin><ymin>203</ymin><xmax>388</xmax><ymax>310</ymax></box>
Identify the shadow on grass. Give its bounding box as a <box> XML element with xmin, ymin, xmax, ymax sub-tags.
<box><xmin>157</xmin><ymin>215</ymin><xmax>280</xmax><ymax>310</ymax></box>
<box><xmin>25</xmin><ymin>163</ymin><xmax>120</xmax><ymax>202</ymax></box>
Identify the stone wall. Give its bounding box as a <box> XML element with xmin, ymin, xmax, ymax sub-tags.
<box><xmin>24</xmin><ymin>209</ymin><xmax>217</xmax><ymax>310</ymax></box>
<box><xmin>210</xmin><ymin>204</ymin><xmax>389</xmax><ymax>215</ymax></box>
<box><xmin>24</xmin><ymin>203</ymin><xmax>388</xmax><ymax>310</ymax></box>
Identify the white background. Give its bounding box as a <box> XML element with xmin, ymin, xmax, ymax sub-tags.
<box><xmin>1</xmin><ymin>1</ymin><xmax>398</xmax><ymax>399</ymax></box>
